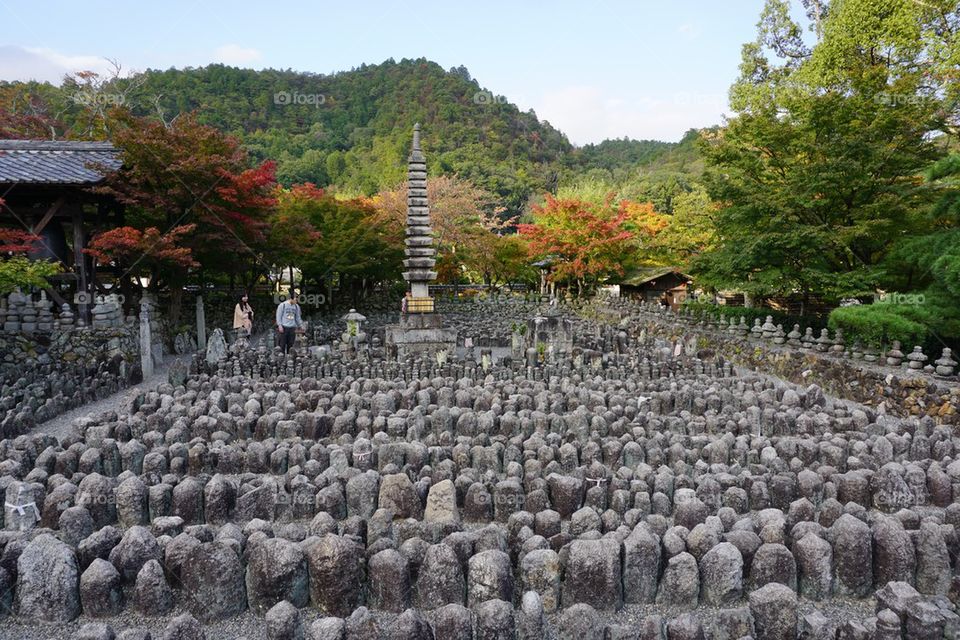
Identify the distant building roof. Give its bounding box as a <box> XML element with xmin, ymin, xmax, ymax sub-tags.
<box><xmin>531</xmin><ymin>255</ymin><xmax>558</xmax><ymax>268</ymax></box>
<box><xmin>0</xmin><ymin>140</ymin><xmax>121</xmax><ymax>185</ymax></box>
<box><xmin>619</xmin><ymin>266</ymin><xmax>691</xmax><ymax>287</ymax></box>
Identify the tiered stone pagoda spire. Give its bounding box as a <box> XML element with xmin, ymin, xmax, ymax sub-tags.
<box><xmin>403</xmin><ymin>123</ymin><xmax>437</xmax><ymax>311</ymax></box>
<box><xmin>385</xmin><ymin>123</ymin><xmax>457</xmax><ymax>359</ymax></box>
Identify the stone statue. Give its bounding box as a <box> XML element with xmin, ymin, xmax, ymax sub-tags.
<box><xmin>205</xmin><ymin>328</ymin><xmax>228</xmax><ymax>364</ymax></box>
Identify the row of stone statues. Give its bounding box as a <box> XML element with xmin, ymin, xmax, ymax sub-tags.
<box><xmin>1</xmin><ymin>290</ymin><xmax>62</xmax><ymax>333</ymax></box>
<box><xmin>615</xmin><ymin>298</ymin><xmax>958</xmax><ymax>378</ymax></box>
<box><xmin>0</xmin><ymin>289</ymin><xmax>128</xmax><ymax>334</ymax></box>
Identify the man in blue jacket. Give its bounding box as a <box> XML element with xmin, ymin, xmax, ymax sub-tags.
<box><xmin>275</xmin><ymin>290</ymin><xmax>303</xmax><ymax>354</ymax></box>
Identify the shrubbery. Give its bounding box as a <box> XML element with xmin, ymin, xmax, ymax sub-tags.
<box><xmin>0</xmin><ymin>257</ymin><xmax>61</xmax><ymax>296</ymax></box>
<box><xmin>828</xmin><ymin>293</ymin><xmax>960</xmax><ymax>352</ymax></box>
<box><xmin>827</xmin><ymin>305</ymin><xmax>929</xmax><ymax>351</ymax></box>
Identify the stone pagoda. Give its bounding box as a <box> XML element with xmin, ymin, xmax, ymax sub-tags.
<box><xmin>385</xmin><ymin>124</ymin><xmax>457</xmax><ymax>360</ymax></box>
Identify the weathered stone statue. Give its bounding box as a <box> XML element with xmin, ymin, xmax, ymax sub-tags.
<box><xmin>907</xmin><ymin>345</ymin><xmax>927</xmax><ymax>370</ymax></box>
<box><xmin>886</xmin><ymin>341</ymin><xmax>904</xmax><ymax>367</ymax></box>
<box><xmin>935</xmin><ymin>348</ymin><xmax>957</xmax><ymax>376</ymax></box>
<box><xmin>139</xmin><ymin>300</ymin><xmax>154</xmax><ymax>378</ymax></box>
<box><xmin>205</xmin><ymin>328</ymin><xmax>227</xmax><ymax>364</ymax></box>
<box><xmin>4</xmin><ymin>289</ymin><xmax>24</xmax><ymax>332</ymax></box>
<box><xmin>35</xmin><ymin>291</ymin><xmax>53</xmax><ymax>332</ymax></box>
<box><xmin>58</xmin><ymin>303</ymin><xmax>75</xmax><ymax>329</ymax></box>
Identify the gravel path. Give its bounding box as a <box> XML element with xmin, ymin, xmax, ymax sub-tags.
<box><xmin>33</xmin><ymin>330</ymin><xmax>267</xmax><ymax>443</ymax></box>
<box><xmin>32</xmin><ymin>353</ymin><xmax>188</xmax><ymax>443</ymax></box>
<box><xmin>0</xmin><ymin>603</ymin><xmax>268</xmax><ymax>640</ymax></box>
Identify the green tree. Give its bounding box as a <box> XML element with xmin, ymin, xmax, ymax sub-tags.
<box><xmin>861</xmin><ymin>150</ymin><xmax>960</xmax><ymax>350</ymax></box>
<box><xmin>647</xmin><ymin>186</ymin><xmax>715</xmax><ymax>267</ymax></box>
<box><xmin>0</xmin><ymin>227</ymin><xmax>61</xmax><ymax>294</ymax></box>
<box><xmin>695</xmin><ymin>0</ymin><xmax>952</xmax><ymax>303</ymax></box>
<box><xmin>0</xmin><ymin>257</ymin><xmax>60</xmax><ymax>295</ymax></box>
<box><xmin>272</xmin><ymin>185</ymin><xmax>402</xmax><ymax>305</ymax></box>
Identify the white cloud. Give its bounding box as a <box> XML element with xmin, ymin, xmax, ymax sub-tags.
<box><xmin>533</xmin><ymin>84</ymin><xmax>729</xmax><ymax>144</ymax></box>
<box><xmin>213</xmin><ymin>44</ymin><xmax>262</xmax><ymax>66</ymax></box>
<box><xmin>0</xmin><ymin>45</ymin><xmax>120</xmax><ymax>83</ymax></box>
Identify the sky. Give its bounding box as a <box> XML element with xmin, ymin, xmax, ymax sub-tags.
<box><xmin>0</xmin><ymin>0</ymin><xmax>767</xmax><ymax>145</ymax></box>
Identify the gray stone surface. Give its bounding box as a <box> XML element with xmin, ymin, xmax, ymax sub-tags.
<box><xmin>749</xmin><ymin>583</ymin><xmax>797</xmax><ymax>640</ymax></box>
<box><xmin>180</xmin><ymin>541</ymin><xmax>247</xmax><ymax>621</ymax></box>
<box><xmin>0</xmin><ymin>294</ymin><xmax>957</xmax><ymax>638</ymax></box>
<box><xmin>16</xmin><ymin>533</ymin><xmax>80</xmax><ymax>622</ymax></box>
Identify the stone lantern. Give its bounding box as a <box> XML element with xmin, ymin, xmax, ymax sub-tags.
<box><xmin>341</xmin><ymin>308</ymin><xmax>368</xmax><ymax>354</ymax></box>
<box><xmin>342</xmin><ymin>309</ymin><xmax>366</xmax><ymax>339</ymax></box>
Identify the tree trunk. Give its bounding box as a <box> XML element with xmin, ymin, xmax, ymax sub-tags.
<box><xmin>118</xmin><ymin>273</ymin><xmax>133</xmax><ymax>313</ymax></box>
<box><xmin>169</xmin><ymin>285</ymin><xmax>183</xmax><ymax>326</ymax></box>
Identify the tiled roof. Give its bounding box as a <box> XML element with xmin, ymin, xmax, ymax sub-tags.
<box><xmin>619</xmin><ymin>266</ymin><xmax>692</xmax><ymax>287</ymax></box>
<box><xmin>0</xmin><ymin>140</ymin><xmax>121</xmax><ymax>184</ymax></box>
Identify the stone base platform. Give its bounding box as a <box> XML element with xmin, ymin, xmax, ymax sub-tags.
<box><xmin>385</xmin><ymin>312</ymin><xmax>457</xmax><ymax>360</ymax></box>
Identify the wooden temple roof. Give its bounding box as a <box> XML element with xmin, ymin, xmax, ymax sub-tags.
<box><xmin>0</xmin><ymin>140</ymin><xmax>121</xmax><ymax>185</ymax></box>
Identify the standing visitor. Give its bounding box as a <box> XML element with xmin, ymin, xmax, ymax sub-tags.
<box><xmin>276</xmin><ymin>290</ymin><xmax>303</xmax><ymax>354</ymax></box>
<box><xmin>233</xmin><ymin>293</ymin><xmax>254</xmax><ymax>338</ymax></box>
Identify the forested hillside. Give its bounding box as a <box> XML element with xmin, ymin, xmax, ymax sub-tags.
<box><xmin>0</xmin><ymin>58</ymin><xmax>700</xmax><ymax>217</ymax></box>
<box><xmin>557</xmin><ymin>128</ymin><xmax>705</xmax><ymax>214</ymax></box>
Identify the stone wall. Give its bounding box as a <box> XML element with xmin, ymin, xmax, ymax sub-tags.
<box><xmin>590</xmin><ymin>298</ymin><xmax>960</xmax><ymax>425</ymax></box>
<box><xmin>0</xmin><ymin>324</ymin><xmax>140</xmax><ymax>436</ymax></box>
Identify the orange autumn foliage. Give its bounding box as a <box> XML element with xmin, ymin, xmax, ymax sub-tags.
<box><xmin>85</xmin><ymin>224</ymin><xmax>199</xmax><ymax>271</ymax></box>
<box><xmin>519</xmin><ymin>195</ymin><xmax>666</xmax><ymax>289</ymax></box>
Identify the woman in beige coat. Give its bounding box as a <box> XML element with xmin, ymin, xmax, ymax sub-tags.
<box><xmin>233</xmin><ymin>294</ymin><xmax>254</xmax><ymax>337</ymax></box>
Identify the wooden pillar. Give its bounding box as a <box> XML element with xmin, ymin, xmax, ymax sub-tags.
<box><xmin>30</xmin><ymin>197</ymin><xmax>64</xmax><ymax>235</ymax></box>
<box><xmin>43</xmin><ymin>287</ymin><xmax>67</xmax><ymax>307</ymax></box>
<box><xmin>72</xmin><ymin>209</ymin><xmax>89</xmax><ymax>321</ymax></box>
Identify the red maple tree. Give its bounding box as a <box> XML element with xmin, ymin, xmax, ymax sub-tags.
<box><xmin>518</xmin><ymin>195</ymin><xmax>642</xmax><ymax>295</ymax></box>
<box><xmin>92</xmin><ymin>111</ymin><xmax>278</xmax><ymax>317</ymax></box>
<box><xmin>0</xmin><ymin>97</ymin><xmax>61</xmax><ymax>139</ymax></box>
<box><xmin>96</xmin><ymin>111</ymin><xmax>277</xmax><ymax>271</ymax></box>
<box><xmin>0</xmin><ymin>227</ymin><xmax>39</xmax><ymax>254</ymax></box>
<box><xmin>85</xmin><ymin>224</ymin><xmax>198</xmax><ymax>271</ymax></box>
